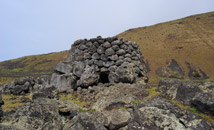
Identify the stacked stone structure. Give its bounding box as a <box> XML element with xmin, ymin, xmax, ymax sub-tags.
<box><xmin>51</xmin><ymin>36</ymin><xmax>148</xmax><ymax>91</ymax></box>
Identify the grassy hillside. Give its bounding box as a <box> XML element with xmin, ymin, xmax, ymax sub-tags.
<box><xmin>118</xmin><ymin>12</ymin><xmax>214</xmax><ymax>84</ymax></box>
<box><xmin>1</xmin><ymin>12</ymin><xmax>214</xmax><ymax>86</ymax></box>
<box><xmin>0</xmin><ymin>51</ymin><xmax>68</xmax><ymax>85</ymax></box>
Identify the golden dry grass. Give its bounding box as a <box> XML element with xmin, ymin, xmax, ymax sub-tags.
<box><xmin>59</xmin><ymin>93</ymin><xmax>90</xmax><ymax>107</ymax></box>
<box><xmin>1</xmin><ymin>94</ymin><xmax>32</xmax><ymax>112</ymax></box>
<box><xmin>118</xmin><ymin>12</ymin><xmax>214</xmax><ymax>82</ymax></box>
<box><xmin>0</xmin><ymin>51</ymin><xmax>69</xmax><ymax>85</ymax></box>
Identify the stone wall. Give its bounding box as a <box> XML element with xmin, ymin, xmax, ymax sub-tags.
<box><xmin>51</xmin><ymin>36</ymin><xmax>148</xmax><ymax>91</ymax></box>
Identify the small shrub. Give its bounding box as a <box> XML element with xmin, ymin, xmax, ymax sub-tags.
<box><xmin>145</xmin><ymin>87</ymin><xmax>160</xmax><ymax>99</ymax></box>
<box><xmin>133</xmin><ymin>100</ymin><xmax>141</xmax><ymax>105</ymax></box>
<box><xmin>193</xmin><ymin>72</ymin><xmax>201</xmax><ymax>78</ymax></box>
<box><xmin>79</xmin><ymin>108</ymin><xmax>85</xmax><ymax>112</ymax></box>
<box><xmin>190</xmin><ymin>107</ymin><xmax>198</xmax><ymax>113</ymax></box>
<box><xmin>89</xmin><ymin>109</ymin><xmax>96</xmax><ymax>112</ymax></box>
<box><xmin>120</xmin><ymin>107</ymin><xmax>127</xmax><ymax>110</ymax></box>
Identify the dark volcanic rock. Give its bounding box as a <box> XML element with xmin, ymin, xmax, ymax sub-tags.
<box><xmin>191</xmin><ymin>92</ymin><xmax>214</xmax><ymax>116</ymax></box>
<box><xmin>0</xmin><ymin>77</ymin><xmax>35</xmax><ymax>95</ymax></box>
<box><xmin>156</xmin><ymin>59</ymin><xmax>184</xmax><ymax>79</ymax></box>
<box><xmin>186</xmin><ymin>62</ymin><xmax>209</xmax><ymax>80</ymax></box>
<box><xmin>158</xmin><ymin>78</ymin><xmax>214</xmax><ymax>117</ymax></box>
<box><xmin>158</xmin><ymin>78</ymin><xmax>202</xmax><ymax>105</ymax></box>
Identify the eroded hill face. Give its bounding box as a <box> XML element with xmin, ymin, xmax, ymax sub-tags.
<box><xmin>118</xmin><ymin>12</ymin><xmax>214</xmax><ymax>83</ymax></box>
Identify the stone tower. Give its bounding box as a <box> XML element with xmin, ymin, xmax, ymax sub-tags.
<box><xmin>51</xmin><ymin>36</ymin><xmax>148</xmax><ymax>92</ymax></box>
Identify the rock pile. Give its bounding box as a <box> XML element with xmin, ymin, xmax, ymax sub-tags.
<box><xmin>0</xmin><ymin>75</ymin><xmax>51</xmax><ymax>95</ymax></box>
<box><xmin>51</xmin><ymin>36</ymin><xmax>148</xmax><ymax>91</ymax></box>
<box><xmin>0</xmin><ymin>77</ymin><xmax>35</xmax><ymax>95</ymax></box>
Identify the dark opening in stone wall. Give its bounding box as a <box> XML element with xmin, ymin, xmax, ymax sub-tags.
<box><xmin>99</xmin><ymin>72</ymin><xmax>110</xmax><ymax>84</ymax></box>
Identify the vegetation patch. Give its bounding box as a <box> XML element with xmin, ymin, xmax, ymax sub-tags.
<box><xmin>145</xmin><ymin>87</ymin><xmax>160</xmax><ymax>99</ymax></box>
<box><xmin>59</xmin><ymin>93</ymin><xmax>90</xmax><ymax>107</ymax></box>
<box><xmin>133</xmin><ymin>100</ymin><xmax>141</xmax><ymax>105</ymax></box>
<box><xmin>2</xmin><ymin>94</ymin><xmax>32</xmax><ymax>112</ymax></box>
<box><xmin>169</xmin><ymin>99</ymin><xmax>214</xmax><ymax>123</ymax></box>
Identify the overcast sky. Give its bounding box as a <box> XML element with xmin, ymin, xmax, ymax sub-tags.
<box><xmin>0</xmin><ymin>0</ymin><xmax>213</xmax><ymax>61</ymax></box>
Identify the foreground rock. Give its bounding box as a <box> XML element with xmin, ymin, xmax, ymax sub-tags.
<box><xmin>158</xmin><ymin>78</ymin><xmax>214</xmax><ymax>116</ymax></box>
<box><xmin>128</xmin><ymin>98</ymin><xmax>213</xmax><ymax>130</ymax></box>
<box><xmin>0</xmin><ymin>83</ymin><xmax>213</xmax><ymax>130</ymax></box>
<box><xmin>63</xmin><ymin>112</ymin><xmax>108</xmax><ymax>130</ymax></box>
<box><xmin>8</xmin><ymin>98</ymin><xmax>64</xmax><ymax>130</ymax></box>
<box><xmin>92</xmin><ymin>83</ymin><xmax>149</xmax><ymax>112</ymax></box>
<box><xmin>191</xmin><ymin>93</ymin><xmax>214</xmax><ymax>116</ymax></box>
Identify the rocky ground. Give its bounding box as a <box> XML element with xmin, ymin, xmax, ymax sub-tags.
<box><xmin>0</xmin><ymin>77</ymin><xmax>214</xmax><ymax>130</ymax></box>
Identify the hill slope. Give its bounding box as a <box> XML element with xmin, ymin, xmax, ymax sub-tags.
<box><xmin>0</xmin><ymin>51</ymin><xmax>68</xmax><ymax>85</ymax></box>
<box><xmin>118</xmin><ymin>12</ymin><xmax>214</xmax><ymax>83</ymax></box>
<box><xmin>1</xmin><ymin>12</ymin><xmax>214</xmax><ymax>85</ymax></box>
